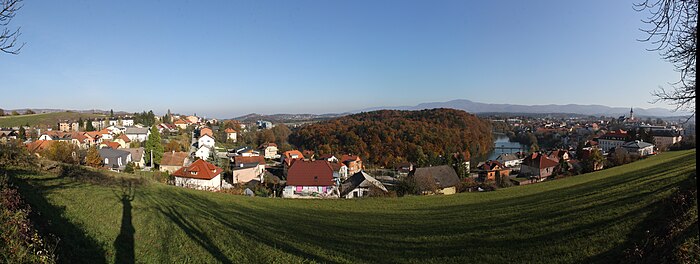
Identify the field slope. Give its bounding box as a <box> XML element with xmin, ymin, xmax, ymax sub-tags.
<box><xmin>13</xmin><ymin>150</ymin><xmax>697</xmax><ymax>263</ymax></box>
<box><xmin>0</xmin><ymin>112</ymin><xmax>106</xmax><ymax>128</ymax></box>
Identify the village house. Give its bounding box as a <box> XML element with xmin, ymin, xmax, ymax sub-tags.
<box><xmin>198</xmin><ymin>134</ymin><xmax>215</xmax><ymax>149</ymax></box>
<box><xmin>233</xmin><ymin>146</ymin><xmax>260</xmax><ymax>157</ymax></box>
<box><xmin>330</xmin><ymin>162</ymin><xmax>349</xmax><ymax>182</ymax></box>
<box><xmin>596</xmin><ymin>129</ymin><xmax>629</xmax><ymax>152</ymax></box>
<box><xmin>258</xmin><ymin>143</ymin><xmax>279</xmax><ymax>159</ymax></box>
<box><xmin>650</xmin><ymin>129</ymin><xmax>683</xmax><ymax>151</ymax></box>
<box><xmin>340</xmin><ymin>171</ymin><xmax>388</xmax><ymax>199</ymax></box>
<box><xmin>26</xmin><ymin>140</ymin><xmax>56</xmax><ymax>157</ymax></box>
<box><xmin>160</xmin><ymin>151</ymin><xmax>190</xmax><ymax>173</ymax></box>
<box><xmin>99</xmin><ymin>148</ymin><xmax>132</xmax><ymax>172</ymax></box>
<box><xmin>185</xmin><ymin>115</ymin><xmax>200</xmax><ymax>124</ymax></box>
<box><xmin>341</xmin><ymin>154</ymin><xmax>363</xmax><ymax>175</ymax></box>
<box><xmin>476</xmin><ymin>160</ymin><xmax>511</xmax><ymax>182</ymax></box>
<box><xmin>318</xmin><ymin>154</ymin><xmax>338</xmax><ymax>163</ymax></box>
<box><xmin>231</xmin><ymin>157</ymin><xmax>266</xmax><ymax>184</ymax></box>
<box><xmin>123</xmin><ymin>147</ymin><xmax>145</xmax><ymax>168</ymax></box>
<box><xmin>199</xmin><ymin>127</ymin><xmax>214</xmax><ymax>137</ymax></box>
<box><xmin>113</xmin><ymin>134</ymin><xmax>132</xmax><ymax>149</ymax></box>
<box><xmin>125</xmin><ymin>127</ymin><xmax>150</xmax><ymax>142</ymax></box>
<box><xmin>408</xmin><ymin>165</ymin><xmax>461</xmax><ymax>195</ymax></box>
<box><xmin>620</xmin><ymin>140</ymin><xmax>655</xmax><ymax>157</ymax></box>
<box><xmin>224</xmin><ymin>128</ymin><xmax>237</xmax><ymax>142</ymax></box>
<box><xmin>121</xmin><ymin>118</ymin><xmax>134</xmax><ymax>127</ymax></box>
<box><xmin>520</xmin><ymin>153</ymin><xmax>559</xmax><ymax>181</ymax></box>
<box><xmin>174</xmin><ymin>119</ymin><xmax>188</xmax><ymax>130</ymax></box>
<box><xmin>158</xmin><ymin>123</ymin><xmax>178</xmax><ymax>134</ymax></box>
<box><xmin>282</xmin><ymin>150</ymin><xmax>305</xmax><ymax>176</ymax></box>
<box><xmin>100</xmin><ymin>141</ymin><xmax>122</xmax><ymax>150</ymax></box>
<box><xmin>495</xmin><ymin>153</ymin><xmax>522</xmax><ymax>167</ymax></box>
<box><xmin>172</xmin><ymin>159</ymin><xmax>224</xmax><ymax>191</ymax></box>
<box><xmin>58</xmin><ymin>121</ymin><xmax>79</xmax><ymax>132</ymax></box>
<box><xmin>283</xmin><ymin>160</ymin><xmax>338</xmax><ymax>198</ymax></box>
<box><xmin>195</xmin><ymin>146</ymin><xmax>212</xmax><ymax>161</ymax></box>
<box><xmin>547</xmin><ymin>149</ymin><xmax>571</xmax><ymax>162</ymax></box>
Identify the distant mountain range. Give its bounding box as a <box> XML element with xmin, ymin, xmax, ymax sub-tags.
<box><xmin>354</xmin><ymin>99</ymin><xmax>690</xmax><ymax>117</ymax></box>
<box><xmin>3</xmin><ymin>108</ymin><xmax>130</xmax><ymax>115</ymax></box>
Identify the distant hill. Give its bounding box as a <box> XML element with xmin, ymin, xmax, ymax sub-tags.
<box><xmin>233</xmin><ymin>113</ymin><xmax>348</xmax><ymax>123</ymax></box>
<box><xmin>0</xmin><ymin>112</ymin><xmax>107</xmax><ymax>128</ymax></box>
<box><xmin>1</xmin><ymin>108</ymin><xmax>130</xmax><ymax>116</ymax></box>
<box><xmin>355</xmin><ymin>99</ymin><xmax>690</xmax><ymax>117</ymax></box>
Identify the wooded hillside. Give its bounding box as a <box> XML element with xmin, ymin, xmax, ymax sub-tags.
<box><xmin>289</xmin><ymin>108</ymin><xmax>493</xmax><ymax>167</ymax></box>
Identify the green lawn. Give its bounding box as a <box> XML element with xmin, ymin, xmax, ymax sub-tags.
<box><xmin>11</xmin><ymin>150</ymin><xmax>698</xmax><ymax>263</ymax></box>
<box><xmin>0</xmin><ymin>112</ymin><xmax>106</xmax><ymax>128</ymax></box>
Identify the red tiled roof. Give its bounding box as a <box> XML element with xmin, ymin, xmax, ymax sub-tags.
<box><xmin>224</xmin><ymin>128</ymin><xmax>237</xmax><ymax>133</ymax></box>
<box><xmin>117</xmin><ymin>134</ymin><xmax>131</xmax><ymax>143</ymax></box>
<box><xmin>172</xmin><ymin>159</ymin><xmax>223</xmax><ymax>180</ymax></box>
<box><xmin>200</xmin><ymin>127</ymin><xmax>213</xmax><ymax>137</ymax></box>
<box><xmin>258</xmin><ymin>142</ymin><xmax>277</xmax><ymax>149</ymax></box>
<box><xmin>341</xmin><ymin>154</ymin><xmax>361</xmax><ymax>163</ymax></box>
<box><xmin>286</xmin><ymin>160</ymin><xmax>334</xmax><ymax>186</ymax></box>
<box><xmin>478</xmin><ymin>160</ymin><xmax>504</xmax><ymax>171</ymax></box>
<box><xmin>105</xmin><ymin>141</ymin><xmax>121</xmax><ymax>149</ymax></box>
<box><xmin>161</xmin><ymin>151</ymin><xmax>189</xmax><ymax>166</ymax></box>
<box><xmin>283</xmin><ymin>150</ymin><xmax>304</xmax><ymax>165</ymax></box>
<box><xmin>234</xmin><ymin>155</ymin><xmax>266</xmax><ymax>165</ymax></box>
<box><xmin>523</xmin><ymin>153</ymin><xmax>559</xmax><ymax>169</ymax></box>
<box><xmin>26</xmin><ymin>140</ymin><xmax>55</xmax><ymax>153</ymax></box>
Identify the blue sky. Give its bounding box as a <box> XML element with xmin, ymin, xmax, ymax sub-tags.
<box><xmin>0</xmin><ymin>0</ymin><xmax>681</xmax><ymax>118</ymax></box>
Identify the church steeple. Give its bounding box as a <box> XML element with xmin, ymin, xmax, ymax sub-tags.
<box><xmin>629</xmin><ymin>107</ymin><xmax>634</xmax><ymax>120</ymax></box>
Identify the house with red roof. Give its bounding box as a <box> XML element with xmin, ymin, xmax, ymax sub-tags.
<box><xmin>340</xmin><ymin>154</ymin><xmax>363</xmax><ymax>175</ymax></box>
<box><xmin>596</xmin><ymin>129</ymin><xmax>629</xmax><ymax>152</ymax></box>
<box><xmin>172</xmin><ymin>159</ymin><xmax>224</xmax><ymax>191</ymax></box>
<box><xmin>224</xmin><ymin>128</ymin><xmax>237</xmax><ymax>142</ymax></box>
<box><xmin>282</xmin><ymin>150</ymin><xmax>305</xmax><ymax>176</ymax></box>
<box><xmin>520</xmin><ymin>153</ymin><xmax>559</xmax><ymax>181</ymax></box>
<box><xmin>258</xmin><ymin>142</ymin><xmax>278</xmax><ymax>159</ymax></box>
<box><xmin>476</xmin><ymin>160</ymin><xmax>510</xmax><ymax>182</ymax></box>
<box><xmin>174</xmin><ymin>119</ymin><xmax>188</xmax><ymax>130</ymax></box>
<box><xmin>283</xmin><ymin>160</ymin><xmax>338</xmax><ymax>198</ymax></box>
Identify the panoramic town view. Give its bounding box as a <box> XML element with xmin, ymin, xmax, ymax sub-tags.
<box><xmin>0</xmin><ymin>1</ymin><xmax>697</xmax><ymax>263</ymax></box>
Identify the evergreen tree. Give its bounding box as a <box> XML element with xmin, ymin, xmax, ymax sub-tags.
<box><xmin>18</xmin><ymin>126</ymin><xmax>26</xmax><ymax>140</ymax></box>
<box><xmin>86</xmin><ymin>146</ymin><xmax>102</xmax><ymax>168</ymax></box>
<box><xmin>110</xmin><ymin>109</ymin><xmax>114</xmax><ymax>118</ymax></box>
<box><xmin>144</xmin><ymin>125</ymin><xmax>164</xmax><ymax>167</ymax></box>
<box><xmin>86</xmin><ymin>120</ymin><xmax>95</xmax><ymax>131</ymax></box>
<box><xmin>0</xmin><ymin>108</ymin><xmax>4</xmax><ymax>116</ymax></box>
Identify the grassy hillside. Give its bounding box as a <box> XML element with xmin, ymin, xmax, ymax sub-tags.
<box><xmin>11</xmin><ymin>150</ymin><xmax>697</xmax><ymax>263</ymax></box>
<box><xmin>0</xmin><ymin>112</ymin><xmax>106</xmax><ymax>128</ymax></box>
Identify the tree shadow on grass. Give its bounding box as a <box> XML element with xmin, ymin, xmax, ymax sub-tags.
<box><xmin>9</xmin><ymin>169</ymin><xmax>108</xmax><ymax>264</ymax></box>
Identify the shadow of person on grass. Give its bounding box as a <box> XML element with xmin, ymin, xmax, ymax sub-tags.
<box><xmin>114</xmin><ymin>180</ymin><xmax>136</xmax><ymax>264</ymax></box>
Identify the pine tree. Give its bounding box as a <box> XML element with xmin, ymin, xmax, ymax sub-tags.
<box><xmin>18</xmin><ymin>126</ymin><xmax>26</xmax><ymax>140</ymax></box>
<box><xmin>86</xmin><ymin>120</ymin><xmax>95</xmax><ymax>131</ymax></box>
<box><xmin>144</xmin><ymin>125</ymin><xmax>164</xmax><ymax>167</ymax></box>
<box><xmin>86</xmin><ymin>146</ymin><xmax>102</xmax><ymax>168</ymax></box>
<box><xmin>110</xmin><ymin>109</ymin><xmax>114</xmax><ymax>118</ymax></box>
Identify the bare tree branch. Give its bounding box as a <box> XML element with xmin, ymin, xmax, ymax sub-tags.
<box><xmin>0</xmin><ymin>0</ymin><xmax>24</xmax><ymax>55</ymax></box>
<box><xmin>636</xmin><ymin>0</ymin><xmax>697</xmax><ymax>119</ymax></box>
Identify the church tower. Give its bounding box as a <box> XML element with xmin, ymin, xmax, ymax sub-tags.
<box><xmin>629</xmin><ymin>107</ymin><xmax>634</xmax><ymax>120</ymax></box>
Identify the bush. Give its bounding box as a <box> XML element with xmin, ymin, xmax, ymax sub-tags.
<box><xmin>395</xmin><ymin>177</ymin><xmax>419</xmax><ymax>197</ymax></box>
<box><xmin>0</xmin><ymin>140</ymin><xmax>37</xmax><ymax>168</ymax></box>
<box><xmin>0</xmin><ymin>175</ymin><xmax>57</xmax><ymax>263</ymax></box>
<box><xmin>124</xmin><ymin>162</ymin><xmax>135</xmax><ymax>174</ymax></box>
<box><xmin>458</xmin><ymin>177</ymin><xmax>478</xmax><ymax>192</ymax></box>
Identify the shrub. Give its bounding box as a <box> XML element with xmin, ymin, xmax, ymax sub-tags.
<box><xmin>124</xmin><ymin>162</ymin><xmax>136</xmax><ymax>174</ymax></box>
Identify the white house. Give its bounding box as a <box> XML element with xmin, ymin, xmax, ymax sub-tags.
<box><xmin>195</xmin><ymin>146</ymin><xmax>212</xmax><ymax>161</ymax></box>
<box><xmin>121</xmin><ymin>119</ymin><xmax>134</xmax><ymax>127</ymax></box>
<box><xmin>620</xmin><ymin>140</ymin><xmax>655</xmax><ymax>157</ymax></box>
<box><xmin>172</xmin><ymin>159</ymin><xmax>224</xmax><ymax>191</ymax></box>
<box><xmin>125</xmin><ymin>127</ymin><xmax>150</xmax><ymax>142</ymax></box>
<box><xmin>224</xmin><ymin>128</ymin><xmax>237</xmax><ymax>142</ymax></box>
<box><xmin>340</xmin><ymin>171</ymin><xmax>388</xmax><ymax>199</ymax></box>
<box><xmin>198</xmin><ymin>134</ymin><xmax>215</xmax><ymax>149</ymax></box>
<box><xmin>495</xmin><ymin>153</ymin><xmax>522</xmax><ymax>167</ymax></box>
<box><xmin>597</xmin><ymin>130</ymin><xmax>628</xmax><ymax>152</ymax></box>
<box><xmin>258</xmin><ymin>143</ymin><xmax>278</xmax><ymax>159</ymax></box>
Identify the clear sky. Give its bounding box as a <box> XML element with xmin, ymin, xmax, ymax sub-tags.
<box><xmin>0</xmin><ymin>0</ymin><xmax>682</xmax><ymax>118</ymax></box>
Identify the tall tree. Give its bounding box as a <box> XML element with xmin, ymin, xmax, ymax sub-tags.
<box><xmin>1</xmin><ymin>0</ymin><xmax>24</xmax><ymax>55</ymax></box>
<box><xmin>110</xmin><ymin>109</ymin><xmax>114</xmax><ymax>118</ymax></box>
<box><xmin>17</xmin><ymin>125</ymin><xmax>25</xmax><ymax>140</ymax></box>
<box><xmin>144</xmin><ymin>125</ymin><xmax>164</xmax><ymax>167</ymax></box>
<box><xmin>636</xmin><ymin>0</ymin><xmax>697</xmax><ymax>118</ymax></box>
<box><xmin>86</xmin><ymin>120</ymin><xmax>95</xmax><ymax>131</ymax></box>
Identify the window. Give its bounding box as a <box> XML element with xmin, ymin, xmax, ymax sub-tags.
<box><xmin>105</xmin><ymin>158</ymin><xmax>109</xmax><ymax>164</ymax></box>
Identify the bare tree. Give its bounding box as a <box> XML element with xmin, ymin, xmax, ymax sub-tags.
<box><xmin>635</xmin><ymin>0</ymin><xmax>697</xmax><ymax>117</ymax></box>
<box><xmin>1</xmin><ymin>0</ymin><xmax>24</xmax><ymax>55</ymax></box>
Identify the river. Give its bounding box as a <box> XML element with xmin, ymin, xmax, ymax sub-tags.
<box><xmin>484</xmin><ymin>133</ymin><xmax>527</xmax><ymax>161</ymax></box>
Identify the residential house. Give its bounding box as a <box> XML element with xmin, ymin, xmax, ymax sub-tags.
<box><xmin>341</xmin><ymin>154</ymin><xmax>363</xmax><ymax>175</ymax></box>
<box><xmin>123</xmin><ymin>147</ymin><xmax>145</xmax><ymax>168</ymax></box>
<box><xmin>302</xmin><ymin>150</ymin><xmax>315</xmax><ymax>160</ymax></box>
<box><xmin>172</xmin><ymin>159</ymin><xmax>224</xmax><ymax>191</ymax></box>
<box><xmin>231</xmin><ymin>159</ymin><xmax>265</xmax><ymax>185</ymax></box>
<box><xmin>185</xmin><ymin>115</ymin><xmax>199</xmax><ymax>124</ymax></box>
<box><xmin>476</xmin><ymin>160</ymin><xmax>511</xmax><ymax>182</ymax></box>
<box><xmin>125</xmin><ymin>127</ymin><xmax>150</xmax><ymax>142</ymax></box>
<box><xmin>158</xmin><ymin>123</ymin><xmax>178</xmax><ymax>134</ymax></box>
<box><xmin>100</xmin><ymin>141</ymin><xmax>122</xmax><ymax>150</ymax></box>
<box><xmin>26</xmin><ymin>140</ymin><xmax>56</xmax><ymax>157</ymax></box>
<box><xmin>195</xmin><ymin>146</ymin><xmax>212</xmax><ymax>161</ymax></box>
<box><xmin>174</xmin><ymin>119</ymin><xmax>188</xmax><ymax>130</ymax></box>
<box><xmin>113</xmin><ymin>134</ymin><xmax>132</xmax><ymax>149</ymax></box>
<box><xmin>0</xmin><ymin>130</ymin><xmax>18</xmax><ymax>142</ymax></box>
<box><xmin>547</xmin><ymin>150</ymin><xmax>570</xmax><ymax>162</ymax></box>
<box><xmin>99</xmin><ymin>148</ymin><xmax>132</xmax><ymax>172</ymax></box>
<box><xmin>91</xmin><ymin>119</ymin><xmax>106</xmax><ymax>131</ymax></box>
<box><xmin>224</xmin><ymin>128</ymin><xmax>237</xmax><ymax>142</ymax></box>
<box><xmin>520</xmin><ymin>153</ymin><xmax>559</xmax><ymax>181</ymax></box>
<box><xmin>58</xmin><ymin>121</ymin><xmax>79</xmax><ymax>132</ymax></box>
<box><xmin>258</xmin><ymin>143</ymin><xmax>278</xmax><ymax>159</ymax></box>
<box><xmin>234</xmin><ymin>146</ymin><xmax>260</xmax><ymax>157</ymax></box>
<box><xmin>620</xmin><ymin>140</ymin><xmax>655</xmax><ymax>157</ymax></box>
<box><xmin>597</xmin><ymin>129</ymin><xmax>629</xmax><ymax>152</ymax></box>
<box><xmin>330</xmin><ymin>162</ymin><xmax>348</xmax><ymax>182</ymax></box>
<box><xmin>160</xmin><ymin>151</ymin><xmax>190</xmax><ymax>173</ymax></box>
<box><xmin>318</xmin><ymin>154</ymin><xmax>338</xmax><ymax>163</ymax></box>
<box><xmin>199</xmin><ymin>127</ymin><xmax>214</xmax><ymax>137</ymax></box>
<box><xmin>650</xmin><ymin>129</ymin><xmax>683</xmax><ymax>150</ymax></box>
<box><xmin>340</xmin><ymin>171</ymin><xmax>388</xmax><ymax>199</ymax></box>
<box><xmin>198</xmin><ymin>134</ymin><xmax>215</xmax><ymax>149</ymax></box>
<box><xmin>408</xmin><ymin>165</ymin><xmax>461</xmax><ymax>195</ymax></box>
<box><xmin>283</xmin><ymin>160</ymin><xmax>338</xmax><ymax>198</ymax></box>
<box><xmin>495</xmin><ymin>153</ymin><xmax>522</xmax><ymax>167</ymax></box>
<box><xmin>282</xmin><ymin>150</ymin><xmax>305</xmax><ymax>176</ymax></box>
<box><xmin>121</xmin><ymin>118</ymin><xmax>134</xmax><ymax>127</ymax></box>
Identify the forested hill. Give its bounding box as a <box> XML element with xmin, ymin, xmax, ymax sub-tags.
<box><xmin>289</xmin><ymin>108</ymin><xmax>493</xmax><ymax>167</ymax></box>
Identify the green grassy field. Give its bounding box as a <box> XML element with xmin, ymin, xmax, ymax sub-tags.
<box><xmin>0</xmin><ymin>112</ymin><xmax>106</xmax><ymax>128</ymax></box>
<box><xmin>11</xmin><ymin>150</ymin><xmax>698</xmax><ymax>263</ymax></box>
